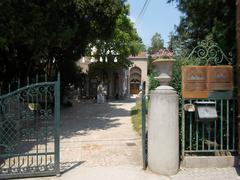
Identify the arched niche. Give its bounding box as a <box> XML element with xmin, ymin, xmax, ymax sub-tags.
<box><xmin>130</xmin><ymin>66</ymin><xmax>142</xmax><ymax>94</ymax></box>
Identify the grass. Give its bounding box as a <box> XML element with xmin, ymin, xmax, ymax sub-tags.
<box><xmin>131</xmin><ymin>102</ymin><xmax>142</xmax><ymax>135</ymax></box>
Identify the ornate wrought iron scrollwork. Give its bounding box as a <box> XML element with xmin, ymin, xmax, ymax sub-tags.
<box><xmin>0</xmin><ymin>76</ymin><xmax>60</xmax><ymax>178</ymax></box>
<box><xmin>188</xmin><ymin>40</ymin><xmax>233</xmax><ymax>65</ymax></box>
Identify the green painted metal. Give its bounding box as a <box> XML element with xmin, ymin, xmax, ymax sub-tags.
<box><xmin>141</xmin><ymin>81</ymin><xmax>147</xmax><ymax>169</ymax></box>
<box><xmin>220</xmin><ymin>100</ymin><xmax>223</xmax><ymax>150</ymax></box>
<box><xmin>227</xmin><ymin>100</ymin><xmax>229</xmax><ymax>150</ymax></box>
<box><xmin>196</xmin><ymin>116</ymin><xmax>199</xmax><ymax>150</ymax></box>
<box><xmin>181</xmin><ymin>40</ymin><xmax>236</xmax><ymax>156</ymax></box>
<box><xmin>181</xmin><ymin>98</ymin><xmax>237</xmax><ymax>155</ymax></box>
<box><xmin>181</xmin><ymin>99</ymin><xmax>185</xmax><ymax>158</ymax></box>
<box><xmin>54</xmin><ymin>73</ymin><xmax>60</xmax><ymax>175</ymax></box>
<box><xmin>208</xmin><ymin>91</ymin><xmax>233</xmax><ymax>99</ymax></box>
<box><xmin>189</xmin><ymin>100</ymin><xmax>192</xmax><ymax>151</ymax></box>
<box><xmin>0</xmin><ymin>74</ymin><xmax>60</xmax><ymax>179</ymax></box>
<box><xmin>232</xmin><ymin>101</ymin><xmax>236</xmax><ymax>149</ymax></box>
<box><xmin>214</xmin><ymin>100</ymin><xmax>217</xmax><ymax>151</ymax></box>
<box><xmin>202</xmin><ymin>121</ymin><xmax>204</xmax><ymax>150</ymax></box>
<box><xmin>188</xmin><ymin>40</ymin><xmax>232</xmax><ymax>65</ymax></box>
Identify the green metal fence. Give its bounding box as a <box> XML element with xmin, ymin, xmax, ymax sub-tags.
<box><xmin>181</xmin><ymin>97</ymin><xmax>237</xmax><ymax>157</ymax></box>
<box><xmin>141</xmin><ymin>81</ymin><xmax>148</xmax><ymax>169</ymax></box>
<box><xmin>0</xmin><ymin>74</ymin><xmax>60</xmax><ymax>179</ymax></box>
<box><xmin>181</xmin><ymin>40</ymin><xmax>237</xmax><ymax>157</ymax></box>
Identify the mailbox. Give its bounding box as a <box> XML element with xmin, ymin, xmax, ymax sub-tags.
<box><xmin>194</xmin><ymin>101</ymin><xmax>217</xmax><ymax>122</ymax></box>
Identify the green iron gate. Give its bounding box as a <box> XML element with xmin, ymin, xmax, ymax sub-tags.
<box><xmin>141</xmin><ymin>81</ymin><xmax>147</xmax><ymax>169</ymax></box>
<box><xmin>181</xmin><ymin>41</ymin><xmax>237</xmax><ymax>157</ymax></box>
<box><xmin>0</xmin><ymin>74</ymin><xmax>60</xmax><ymax>179</ymax></box>
<box><xmin>182</xmin><ymin>98</ymin><xmax>237</xmax><ymax>156</ymax></box>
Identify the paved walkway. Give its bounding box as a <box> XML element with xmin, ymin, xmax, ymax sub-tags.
<box><xmin>21</xmin><ymin>97</ymin><xmax>167</xmax><ymax>180</ymax></box>
<box><xmin>171</xmin><ymin>167</ymin><xmax>240</xmax><ymax>180</ymax></box>
<box><xmin>59</xmin><ymin>98</ymin><xmax>142</xmax><ymax>167</ymax></box>
<box><xmin>17</xmin><ymin>97</ymin><xmax>240</xmax><ymax>180</ymax></box>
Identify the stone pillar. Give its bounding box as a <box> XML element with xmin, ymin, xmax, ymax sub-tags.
<box><xmin>148</xmin><ymin>86</ymin><xmax>179</xmax><ymax>175</ymax></box>
<box><xmin>236</xmin><ymin>0</ymin><xmax>240</xmax><ymax>153</ymax></box>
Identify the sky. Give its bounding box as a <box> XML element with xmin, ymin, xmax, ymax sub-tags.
<box><xmin>127</xmin><ymin>0</ymin><xmax>182</xmax><ymax>48</ymax></box>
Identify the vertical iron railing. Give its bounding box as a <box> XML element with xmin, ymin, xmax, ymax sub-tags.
<box><xmin>54</xmin><ymin>73</ymin><xmax>60</xmax><ymax>176</ymax></box>
<box><xmin>0</xmin><ymin>74</ymin><xmax>60</xmax><ymax>179</ymax></box>
<box><xmin>181</xmin><ymin>40</ymin><xmax>236</xmax><ymax>157</ymax></box>
<box><xmin>141</xmin><ymin>81</ymin><xmax>147</xmax><ymax>169</ymax></box>
<box><xmin>181</xmin><ymin>98</ymin><xmax>237</xmax><ymax>156</ymax></box>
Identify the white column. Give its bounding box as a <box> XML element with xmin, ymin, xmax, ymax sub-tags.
<box><xmin>148</xmin><ymin>86</ymin><xmax>179</xmax><ymax>175</ymax></box>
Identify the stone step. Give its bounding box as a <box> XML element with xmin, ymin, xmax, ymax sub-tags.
<box><xmin>181</xmin><ymin>156</ymin><xmax>239</xmax><ymax>168</ymax></box>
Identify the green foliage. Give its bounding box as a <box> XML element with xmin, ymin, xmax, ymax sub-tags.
<box><xmin>147</xmin><ymin>32</ymin><xmax>165</xmax><ymax>81</ymax></box>
<box><xmin>148</xmin><ymin>56</ymin><xmax>200</xmax><ymax>92</ymax></box>
<box><xmin>0</xmin><ymin>0</ymin><xmax>125</xmax><ymax>86</ymax></box>
<box><xmin>131</xmin><ymin>102</ymin><xmax>142</xmax><ymax>135</ymax></box>
<box><xmin>88</xmin><ymin>61</ymin><xmax>124</xmax><ymax>76</ymax></box>
<box><xmin>148</xmin><ymin>32</ymin><xmax>164</xmax><ymax>54</ymax></box>
<box><xmin>87</xmin><ymin>5</ymin><xmax>144</xmax><ymax>70</ymax></box>
<box><xmin>167</xmin><ymin>0</ymin><xmax>236</xmax><ymax>56</ymax></box>
<box><xmin>169</xmin><ymin>57</ymin><xmax>201</xmax><ymax>96</ymax></box>
<box><xmin>148</xmin><ymin>70</ymin><xmax>159</xmax><ymax>91</ymax></box>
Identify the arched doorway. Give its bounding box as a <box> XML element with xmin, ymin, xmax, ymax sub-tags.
<box><xmin>130</xmin><ymin>66</ymin><xmax>141</xmax><ymax>94</ymax></box>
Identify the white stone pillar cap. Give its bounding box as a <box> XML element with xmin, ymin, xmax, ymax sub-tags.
<box><xmin>151</xmin><ymin>85</ymin><xmax>177</xmax><ymax>95</ymax></box>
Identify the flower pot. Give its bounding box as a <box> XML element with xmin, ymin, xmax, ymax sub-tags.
<box><xmin>152</xmin><ymin>58</ymin><xmax>175</xmax><ymax>87</ymax></box>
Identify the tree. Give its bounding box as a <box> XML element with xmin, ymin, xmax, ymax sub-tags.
<box><xmin>87</xmin><ymin>4</ymin><xmax>145</xmax><ymax>76</ymax></box>
<box><xmin>167</xmin><ymin>0</ymin><xmax>236</xmax><ymax>55</ymax></box>
<box><xmin>148</xmin><ymin>33</ymin><xmax>164</xmax><ymax>54</ymax></box>
<box><xmin>147</xmin><ymin>32</ymin><xmax>165</xmax><ymax>79</ymax></box>
<box><xmin>167</xmin><ymin>31</ymin><xmax>187</xmax><ymax>57</ymax></box>
<box><xmin>0</xmin><ymin>0</ymin><xmax>125</xmax><ymax>88</ymax></box>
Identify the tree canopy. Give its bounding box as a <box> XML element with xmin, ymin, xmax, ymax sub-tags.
<box><xmin>167</xmin><ymin>0</ymin><xmax>236</xmax><ymax>56</ymax></box>
<box><xmin>0</xmin><ymin>0</ymin><xmax>125</xmax><ymax>85</ymax></box>
<box><xmin>148</xmin><ymin>32</ymin><xmax>164</xmax><ymax>54</ymax></box>
<box><xmin>87</xmin><ymin>4</ymin><xmax>145</xmax><ymax>75</ymax></box>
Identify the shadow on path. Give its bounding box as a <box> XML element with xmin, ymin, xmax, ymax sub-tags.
<box><xmin>60</xmin><ymin>161</ymin><xmax>85</xmax><ymax>175</ymax></box>
<box><xmin>60</xmin><ymin>97</ymin><xmax>136</xmax><ymax>139</ymax></box>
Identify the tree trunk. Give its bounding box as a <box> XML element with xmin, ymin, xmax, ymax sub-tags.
<box><xmin>236</xmin><ymin>0</ymin><xmax>240</xmax><ymax>153</ymax></box>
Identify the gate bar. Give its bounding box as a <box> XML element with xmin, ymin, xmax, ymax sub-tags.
<box><xmin>141</xmin><ymin>81</ymin><xmax>147</xmax><ymax>169</ymax></box>
<box><xmin>54</xmin><ymin>73</ymin><xmax>60</xmax><ymax>176</ymax></box>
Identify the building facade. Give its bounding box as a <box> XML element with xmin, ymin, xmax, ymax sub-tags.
<box><xmin>76</xmin><ymin>52</ymin><xmax>148</xmax><ymax>99</ymax></box>
<box><xmin>128</xmin><ymin>52</ymin><xmax>148</xmax><ymax>95</ymax></box>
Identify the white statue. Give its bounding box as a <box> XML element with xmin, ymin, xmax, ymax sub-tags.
<box><xmin>97</xmin><ymin>82</ymin><xmax>106</xmax><ymax>104</ymax></box>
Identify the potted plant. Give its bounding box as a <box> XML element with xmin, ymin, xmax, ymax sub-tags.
<box><xmin>152</xmin><ymin>49</ymin><xmax>175</xmax><ymax>88</ymax></box>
